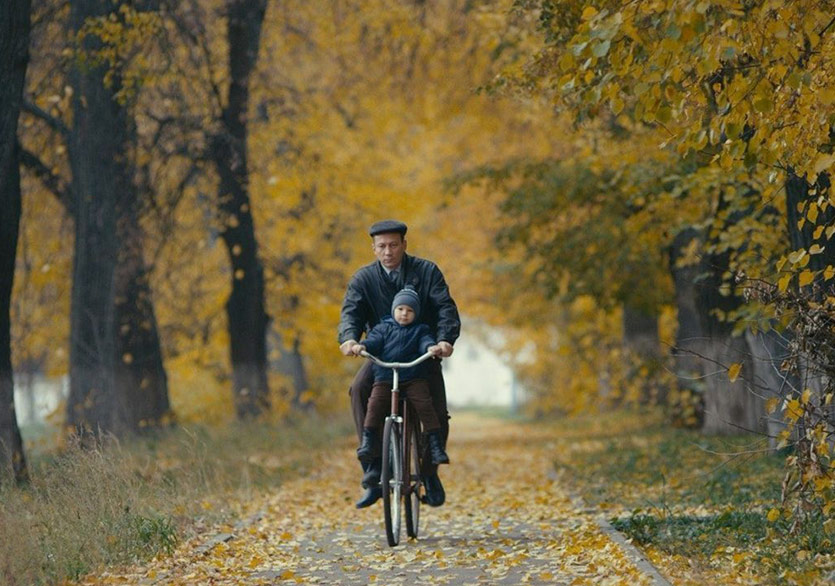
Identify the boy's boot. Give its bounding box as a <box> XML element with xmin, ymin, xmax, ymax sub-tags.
<box><xmin>427</xmin><ymin>430</ymin><xmax>450</xmax><ymax>465</ymax></box>
<box><xmin>356</xmin><ymin>427</ymin><xmax>377</xmax><ymax>463</ymax></box>
<box><xmin>362</xmin><ymin>458</ymin><xmax>381</xmax><ymax>488</ymax></box>
<box><xmin>356</xmin><ymin>458</ymin><xmax>382</xmax><ymax>509</ymax></box>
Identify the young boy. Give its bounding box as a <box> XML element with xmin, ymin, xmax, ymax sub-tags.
<box><xmin>348</xmin><ymin>286</ymin><xmax>450</xmax><ymax>466</ymax></box>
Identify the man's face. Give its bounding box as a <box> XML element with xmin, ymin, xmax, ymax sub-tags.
<box><xmin>372</xmin><ymin>233</ymin><xmax>406</xmax><ymax>269</ymax></box>
<box><xmin>393</xmin><ymin>305</ymin><xmax>416</xmax><ymax>325</ymax></box>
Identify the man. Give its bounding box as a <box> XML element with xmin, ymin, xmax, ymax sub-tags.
<box><xmin>339</xmin><ymin>219</ymin><xmax>460</xmax><ymax>508</ymax></box>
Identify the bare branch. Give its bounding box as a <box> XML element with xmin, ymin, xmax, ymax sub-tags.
<box><xmin>18</xmin><ymin>146</ymin><xmax>74</xmax><ymax>215</ymax></box>
<box><xmin>21</xmin><ymin>100</ymin><xmax>70</xmax><ymax>137</ymax></box>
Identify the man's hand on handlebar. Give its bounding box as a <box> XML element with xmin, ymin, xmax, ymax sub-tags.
<box><xmin>436</xmin><ymin>341</ymin><xmax>454</xmax><ymax>357</ymax></box>
<box><xmin>350</xmin><ymin>344</ymin><xmax>366</xmax><ymax>356</ymax></box>
<box><xmin>340</xmin><ymin>339</ymin><xmax>360</xmax><ymax>356</ymax></box>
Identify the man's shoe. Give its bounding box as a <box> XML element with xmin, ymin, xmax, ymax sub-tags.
<box><xmin>355</xmin><ymin>486</ymin><xmax>382</xmax><ymax>509</ymax></box>
<box><xmin>422</xmin><ymin>473</ymin><xmax>445</xmax><ymax>507</ymax></box>
<box><xmin>356</xmin><ymin>428</ymin><xmax>377</xmax><ymax>463</ymax></box>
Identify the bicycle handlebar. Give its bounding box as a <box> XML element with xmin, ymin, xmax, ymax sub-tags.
<box><xmin>359</xmin><ymin>350</ymin><xmax>436</xmax><ymax>369</ymax></box>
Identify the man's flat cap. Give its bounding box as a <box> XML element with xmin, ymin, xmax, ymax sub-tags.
<box><xmin>369</xmin><ymin>219</ymin><xmax>408</xmax><ymax>237</ymax></box>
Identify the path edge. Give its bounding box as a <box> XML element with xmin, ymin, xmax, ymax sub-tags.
<box><xmin>547</xmin><ymin>468</ymin><xmax>674</xmax><ymax>586</ymax></box>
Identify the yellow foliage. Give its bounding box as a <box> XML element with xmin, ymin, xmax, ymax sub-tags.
<box><xmin>784</xmin><ymin>398</ymin><xmax>803</xmax><ymax>423</ymax></box>
<box><xmin>727</xmin><ymin>363</ymin><xmax>742</xmax><ymax>383</ymax></box>
<box><xmin>11</xmin><ymin>181</ymin><xmax>72</xmax><ymax>380</ymax></box>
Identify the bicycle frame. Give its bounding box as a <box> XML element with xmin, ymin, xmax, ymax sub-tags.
<box><xmin>360</xmin><ymin>350</ymin><xmax>434</xmax><ymax>546</ymax></box>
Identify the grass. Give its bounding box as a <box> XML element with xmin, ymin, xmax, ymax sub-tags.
<box><xmin>545</xmin><ymin>408</ymin><xmax>835</xmax><ymax>585</ymax></box>
<box><xmin>0</xmin><ymin>413</ymin><xmax>354</xmax><ymax>585</ymax></box>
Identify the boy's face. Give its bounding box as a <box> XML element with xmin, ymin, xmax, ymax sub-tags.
<box><xmin>393</xmin><ymin>305</ymin><xmax>416</xmax><ymax>326</ymax></box>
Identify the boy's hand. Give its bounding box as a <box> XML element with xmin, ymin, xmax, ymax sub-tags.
<box><xmin>427</xmin><ymin>345</ymin><xmax>443</xmax><ymax>357</ymax></box>
<box><xmin>350</xmin><ymin>344</ymin><xmax>366</xmax><ymax>356</ymax></box>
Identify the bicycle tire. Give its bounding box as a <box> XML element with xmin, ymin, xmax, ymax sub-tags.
<box><xmin>381</xmin><ymin>417</ymin><xmax>402</xmax><ymax>546</ymax></box>
<box><xmin>404</xmin><ymin>412</ymin><xmax>421</xmax><ymax>539</ymax></box>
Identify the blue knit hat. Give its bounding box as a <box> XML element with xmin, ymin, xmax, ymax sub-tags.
<box><xmin>392</xmin><ymin>286</ymin><xmax>420</xmax><ymax>320</ymax></box>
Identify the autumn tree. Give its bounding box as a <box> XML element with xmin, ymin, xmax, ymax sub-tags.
<box><xmin>62</xmin><ymin>0</ymin><xmax>170</xmax><ymax>435</ymax></box>
<box><xmin>468</xmin><ymin>1</ymin><xmax>835</xmax><ymax>434</ymax></box>
<box><xmin>113</xmin><ymin>0</ymin><xmax>275</xmax><ymax>418</ymax></box>
<box><xmin>462</xmin><ymin>0</ymin><xmax>835</xmax><ymax>519</ymax></box>
<box><xmin>481</xmin><ymin>158</ymin><xmax>673</xmax><ymax>403</ymax></box>
<box><xmin>0</xmin><ymin>0</ymin><xmax>30</xmax><ymax>483</ymax></box>
<box><xmin>14</xmin><ymin>1</ymin><xmax>173</xmax><ymax>436</ymax></box>
<box><xmin>210</xmin><ymin>0</ymin><xmax>271</xmax><ymax>417</ymax></box>
<box><xmin>13</xmin><ymin>0</ymin><xmax>560</xmax><ymax>425</ymax></box>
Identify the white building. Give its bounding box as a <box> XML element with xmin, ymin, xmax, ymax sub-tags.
<box><xmin>441</xmin><ymin>322</ymin><xmax>523</xmax><ymax>409</ymax></box>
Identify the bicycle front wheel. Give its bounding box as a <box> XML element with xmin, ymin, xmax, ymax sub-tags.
<box><xmin>381</xmin><ymin>417</ymin><xmax>402</xmax><ymax>547</ymax></box>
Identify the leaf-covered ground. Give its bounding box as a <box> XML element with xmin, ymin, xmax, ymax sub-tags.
<box><xmin>548</xmin><ymin>410</ymin><xmax>835</xmax><ymax>586</ymax></box>
<box><xmin>79</xmin><ymin>413</ymin><xmax>658</xmax><ymax>585</ymax></box>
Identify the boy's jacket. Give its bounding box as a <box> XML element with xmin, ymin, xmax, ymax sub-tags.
<box><xmin>362</xmin><ymin>317</ymin><xmax>436</xmax><ymax>383</ymax></box>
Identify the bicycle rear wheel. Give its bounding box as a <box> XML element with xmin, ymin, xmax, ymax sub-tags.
<box><xmin>404</xmin><ymin>415</ymin><xmax>421</xmax><ymax>539</ymax></box>
<box><xmin>381</xmin><ymin>417</ymin><xmax>402</xmax><ymax>546</ymax></box>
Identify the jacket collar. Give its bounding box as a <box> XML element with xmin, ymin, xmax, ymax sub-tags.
<box><xmin>378</xmin><ymin>254</ymin><xmax>412</xmax><ymax>285</ymax></box>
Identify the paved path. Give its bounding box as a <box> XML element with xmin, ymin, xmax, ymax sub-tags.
<box><xmin>85</xmin><ymin>414</ymin><xmax>668</xmax><ymax>585</ymax></box>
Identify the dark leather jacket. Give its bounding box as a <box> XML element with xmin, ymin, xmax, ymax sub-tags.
<box><xmin>338</xmin><ymin>253</ymin><xmax>460</xmax><ymax>346</ymax></box>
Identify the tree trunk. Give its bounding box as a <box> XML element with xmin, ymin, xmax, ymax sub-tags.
<box><xmin>745</xmin><ymin>329</ymin><xmax>795</xmax><ymax>450</ymax></box>
<box><xmin>696</xmin><ymin>201</ymin><xmax>764</xmax><ymax>435</ymax></box>
<box><xmin>66</xmin><ymin>0</ymin><xmax>170</xmax><ymax>435</ymax></box>
<box><xmin>212</xmin><ymin>0</ymin><xmax>271</xmax><ymax>418</ymax></box>
<box><xmin>700</xmin><ymin>334</ymin><xmax>762</xmax><ymax>435</ymax></box>
<box><xmin>269</xmin><ymin>330</ymin><xmax>311</xmax><ymax>411</ymax></box>
<box><xmin>112</xmin><ymin>209</ymin><xmax>171</xmax><ymax>430</ymax></box>
<box><xmin>0</xmin><ymin>0</ymin><xmax>31</xmax><ymax>484</ymax></box>
<box><xmin>668</xmin><ymin>228</ymin><xmax>708</xmax><ymax>395</ymax></box>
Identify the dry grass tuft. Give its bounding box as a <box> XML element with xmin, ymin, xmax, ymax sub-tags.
<box><xmin>0</xmin><ymin>413</ymin><xmax>353</xmax><ymax>585</ymax></box>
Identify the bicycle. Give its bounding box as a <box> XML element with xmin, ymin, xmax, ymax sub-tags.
<box><xmin>360</xmin><ymin>350</ymin><xmax>435</xmax><ymax>547</ymax></box>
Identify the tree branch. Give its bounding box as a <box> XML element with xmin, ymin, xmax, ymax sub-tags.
<box><xmin>819</xmin><ymin>15</ymin><xmax>835</xmax><ymax>39</ymax></box>
<box><xmin>21</xmin><ymin>100</ymin><xmax>70</xmax><ymax>137</ymax></box>
<box><xmin>18</xmin><ymin>146</ymin><xmax>74</xmax><ymax>215</ymax></box>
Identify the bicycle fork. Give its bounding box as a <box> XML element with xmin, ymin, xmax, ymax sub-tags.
<box><xmin>387</xmin><ymin>368</ymin><xmax>404</xmax><ymax>489</ymax></box>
